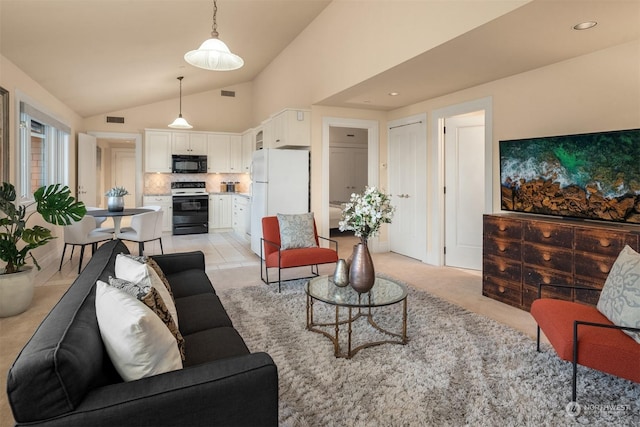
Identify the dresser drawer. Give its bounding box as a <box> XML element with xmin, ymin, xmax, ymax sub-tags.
<box><xmin>523</xmin><ymin>221</ymin><xmax>573</xmax><ymax>248</ymax></box>
<box><xmin>522</xmin><ymin>243</ymin><xmax>572</xmax><ymax>272</ymax></box>
<box><xmin>483</xmin><ymin>216</ymin><xmax>522</xmax><ymax>240</ymax></box>
<box><xmin>483</xmin><ymin>256</ymin><xmax>522</xmax><ymax>283</ymax></box>
<box><xmin>482</xmin><ymin>278</ymin><xmax>522</xmax><ymax>308</ymax></box>
<box><xmin>574</xmin><ymin>252</ymin><xmax>616</xmax><ymax>283</ymax></box>
<box><xmin>522</xmin><ymin>284</ymin><xmax>573</xmax><ymax>311</ymax></box>
<box><xmin>523</xmin><ymin>266</ymin><xmax>573</xmax><ymax>289</ymax></box>
<box><xmin>483</xmin><ymin>237</ymin><xmax>521</xmax><ymax>261</ymax></box>
<box><xmin>574</xmin><ymin>228</ymin><xmax>638</xmax><ymax>256</ymax></box>
<box><xmin>574</xmin><ymin>278</ymin><xmax>604</xmax><ymax>306</ymax></box>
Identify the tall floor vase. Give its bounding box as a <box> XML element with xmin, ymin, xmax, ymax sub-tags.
<box><xmin>349</xmin><ymin>239</ymin><xmax>375</xmax><ymax>293</ymax></box>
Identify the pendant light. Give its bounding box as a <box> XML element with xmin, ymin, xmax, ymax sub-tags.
<box><xmin>168</xmin><ymin>76</ymin><xmax>193</xmax><ymax>129</ymax></box>
<box><xmin>184</xmin><ymin>0</ymin><xmax>244</xmax><ymax>71</ymax></box>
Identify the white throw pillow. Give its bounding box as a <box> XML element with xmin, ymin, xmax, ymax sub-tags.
<box><xmin>115</xmin><ymin>254</ymin><xmax>179</xmax><ymax>327</ymax></box>
<box><xmin>596</xmin><ymin>245</ymin><xmax>640</xmax><ymax>344</ymax></box>
<box><xmin>277</xmin><ymin>212</ymin><xmax>318</xmax><ymax>250</ymax></box>
<box><xmin>95</xmin><ymin>281</ymin><xmax>182</xmax><ymax>381</ymax></box>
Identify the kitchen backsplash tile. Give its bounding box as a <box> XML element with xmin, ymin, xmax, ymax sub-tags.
<box><xmin>143</xmin><ymin>173</ymin><xmax>250</xmax><ymax>195</ymax></box>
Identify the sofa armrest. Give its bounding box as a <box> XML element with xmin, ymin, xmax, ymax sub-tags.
<box><xmin>151</xmin><ymin>251</ymin><xmax>205</xmax><ymax>275</ymax></box>
<box><xmin>34</xmin><ymin>353</ymin><xmax>278</xmax><ymax>427</ymax></box>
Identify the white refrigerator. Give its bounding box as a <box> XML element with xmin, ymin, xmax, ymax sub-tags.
<box><xmin>250</xmin><ymin>149</ymin><xmax>310</xmax><ymax>255</ymax></box>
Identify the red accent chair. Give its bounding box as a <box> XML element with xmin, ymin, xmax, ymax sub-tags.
<box><xmin>530</xmin><ymin>284</ymin><xmax>640</xmax><ymax>403</ymax></box>
<box><xmin>260</xmin><ymin>216</ymin><xmax>338</xmax><ymax>292</ymax></box>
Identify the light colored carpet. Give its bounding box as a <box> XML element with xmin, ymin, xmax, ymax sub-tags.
<box><xmin>218</xmin><ymin>278</ymin><xmax>640</xmax><ymax>426</ymax></box>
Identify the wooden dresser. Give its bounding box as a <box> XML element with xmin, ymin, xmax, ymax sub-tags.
<box><xmin>482</xmin><ymin>214</ymin><xmax>640</xmax><ymax>311</ymax></box>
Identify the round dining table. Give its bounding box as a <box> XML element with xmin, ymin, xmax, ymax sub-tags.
<box><xmin>85</xmin><ymin>208</ymin><xmax>152</xmax><ymax>236</ymax></box>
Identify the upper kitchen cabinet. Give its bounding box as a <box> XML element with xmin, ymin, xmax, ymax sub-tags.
<box><xmin>144</xmin><ymin>130</ymin><xmax>172</xmax><ymax>173</ymax></box>
<box><xmin>272</xmin><ymin>109</ymin><xmax>310</xmax><ymax>148</ymax></box>
<box><xmin>241</xmin><ymin>129</ymin><xmax>254</xmax><ymax>173</ymax></box>
<box><xmin>172</xmin><ymin>132</ymin><xmax>207</xmax><ymax>155</ymax></box>
<box><xmin>207</xmin><ymin>133</ymin><xmax>241</xmax><ymax>173</ymax></box>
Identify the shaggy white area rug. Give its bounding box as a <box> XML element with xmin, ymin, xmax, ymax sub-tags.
<box><xmin>218</xmin><ymin>278</ymin><xmax>639</xmax><ymax>426</ymax></box>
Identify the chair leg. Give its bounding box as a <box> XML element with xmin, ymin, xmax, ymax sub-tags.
<box><xmin>78</xmin><ymin>245</ymin><xmax>86</xmax><ymax>274</ymax></box>
<box><xmin>158</xmin><ymin>238</ymin><xmax>164</xmax><ymax>254</ymax></box>
<box><xmin>58</xmin><ymin>243</ymin><xmax>68</xmax><ymax>271</ymax></box>
<box><xmin>572</xmin><ymin>321</ymin><xmax>579</xmax><ymax>402</ymax></box>
<box><xmin>70</xmin><ymin>245</ymin><xmax>76</xmax><ymax>260</ymax></box>
<box><xmin>536</xmin><ymin>326</ymin><xmax>541</xmax><ymax>352</ymax></box>
<box><xmin>138</xmin><ymin>242</ymin><xmax>144</xmax><ymax>256</ymax></box>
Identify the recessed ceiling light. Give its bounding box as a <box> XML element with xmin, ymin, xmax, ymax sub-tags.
<box><xmin>573</xmin><ymin>21</ymin><xmax>597</xmax><ymax>30</ymax></box>
<box><xmin>389</xmin><ymin>92</ymin><xmax>400</xmax><ymax>96</ymax></box>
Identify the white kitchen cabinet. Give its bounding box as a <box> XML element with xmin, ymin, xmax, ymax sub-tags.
<box><xmin>207</xmin><ymin>134</ymin><xmax>231</xmax><ymax>172</ymax></box>
<box><xmin>172</xmin><ymin>132</ymin><xmax>207</xmax><ymax>155</ymax></box>
<box><xmin>142</xmin><ymin>195</ymin><xmax>172</xmax><ymax>232</ymax></box>
<box><xmin>144</xmin><ymin>131</ymin><xmax>172</xmax><ymax>173</ymax></box>
<box><xmin>229</xmin><ymin>135</ymin><xmax>242</xmax><ymax>173</ymax></box>
<box><xmin>329</xmin><ymin>147</ymin><xmax>368</xmax><ymax>202</ymax></box>
<box><xmin>272</xmin><ymin>109</ymin><xmax>310</xmax><ymax>148</ymax></box>
<box><xmin>207</xmin><ymin>134</ymin><xmax>242</xmax><ymax>173</ymax></box>
<box><xmin>232</xmin><ymin>195</ymin><xmax>249</xmax><ymax>240</ymax></box>
<box><xmin>241</xmin><ymin>129</ymin><xmax>254</xmax><ymax>173</ymax></box>
<box><xmin>209</xmin><ymin>194</ymin><xmax>232</xmax><ymax>229</ymax></box>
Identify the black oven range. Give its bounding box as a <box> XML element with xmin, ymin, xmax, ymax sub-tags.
<box><xmin>171</xmin><ymin>181</ymin><xmax>209</xmax><ymax>235</ymax></box>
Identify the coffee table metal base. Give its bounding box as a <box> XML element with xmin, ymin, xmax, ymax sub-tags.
<box><xmin>306</xmin><ymin>291</ymin><xmax>408</xmax><ymax>359</ymax></box>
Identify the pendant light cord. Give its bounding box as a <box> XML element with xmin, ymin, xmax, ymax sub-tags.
<box><xmin>211</xmin><ymin>0</ymin><xmax>219</xmax><ymax>38</ymax></box>
<box><xmin>178</xmin><ymin>76</ymin><xmax>184</xmax><ymax>117</ymax></box>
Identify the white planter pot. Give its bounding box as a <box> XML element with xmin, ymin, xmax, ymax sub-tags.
<box><xmin>0</xmin><ymin>266</ymin><xmax>35</xmax><ymax>317</ymax></box>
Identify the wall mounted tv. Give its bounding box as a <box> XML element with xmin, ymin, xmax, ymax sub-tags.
<box><xmin>499</xmin><ymin>128</ymin><xmax>640</xmax><ymax>225</ymax></box>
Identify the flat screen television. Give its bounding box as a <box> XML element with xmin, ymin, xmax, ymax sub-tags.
<box><xmin>499</xmin><ymin>128</ymin><xmax>640</xmax><ymax>224</ymax></box>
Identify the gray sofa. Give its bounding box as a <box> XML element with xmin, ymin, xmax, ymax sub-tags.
<box><xmin>7</xmin><ymin>240</ymin><xmax>278</xmax><ymax>426</ymax></box>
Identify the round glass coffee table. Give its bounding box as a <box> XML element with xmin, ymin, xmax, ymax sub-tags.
<box><xmin>305</xmin><ymin>275</ymin><xmax>408</xmax><ymax>359</ymax></box>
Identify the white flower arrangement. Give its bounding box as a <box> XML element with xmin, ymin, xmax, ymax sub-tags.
<box><xmin>104</xmin><ymin>186</ymin><xmax>129</xmax><ymax>197</ymax></box>
<box><xmin>339</xmin><ymin>186</ymin><xmax>395</xmax><ymax>240</ymax></box>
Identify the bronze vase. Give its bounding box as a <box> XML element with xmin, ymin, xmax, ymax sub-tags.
<box><xmin>349</xmin><ymin>239</ymin><xmax>375</xmax><ymax>293</ymax></box>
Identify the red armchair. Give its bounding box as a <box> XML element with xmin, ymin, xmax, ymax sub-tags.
<box><xmin>531</xmin><ymin>283</ymin><xmax>640</xmax><ymax>403</ymax></box>
<box><xmin>260</xmin><ymin>216</ymin><xmax>338</xmax><ymax>292</ymax></box>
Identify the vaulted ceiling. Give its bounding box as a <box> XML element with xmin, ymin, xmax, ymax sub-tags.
<box><xmin>1</xmin><ymin>0</ymin><xmax>638</xmax><ymax>118</ymax></box>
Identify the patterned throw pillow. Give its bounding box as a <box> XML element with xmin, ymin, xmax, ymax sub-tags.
<box><xmin>108</xmin><ymin>277</ymin><xmax>186</xmax><ymax>360</ymax></box>
<box><xmin>596</xmin><ymin>245</ymin><xmax>640</xmax><ymax>344</ymax></box>
<box><xmin>277</xmin><ymin>212</ymin><xmax>318</xmax><ymax>250</ymax></box>
<box><xmin>115</xmin><ymin>254</ymin><xmax>178</xmax><ymax>328</ymax></box>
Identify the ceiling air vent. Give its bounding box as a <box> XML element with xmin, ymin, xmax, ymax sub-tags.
<box><xmin>221</xmin><ymin>90</ymin><xmax>236</xmax><ymax>97</ymax></box>
<box><xmin>106</xmin><ymin>116</ymin><xmax>125</xmax><ymax>124</ymax></box>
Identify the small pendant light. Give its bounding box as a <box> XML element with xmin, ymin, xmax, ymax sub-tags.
<box><xmin>184</xmin><ymin>0</ymin><xmax>244</xmax><ymax>71</ymax></box>
<box><xmin>168</xmin><ymin>76</ymin><xmax>193</xmax><ymax>129</ymax></box>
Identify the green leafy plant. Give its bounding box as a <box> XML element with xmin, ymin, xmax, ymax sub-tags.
<box><xmin>0</xmin><ymin>182</ymin><xmax>86</xmax><ymax>274</ymax></box>
<box><xmin>105</xmin><ymin>186</ymin><xmax>129</xmax><ymax>197</ymax></box>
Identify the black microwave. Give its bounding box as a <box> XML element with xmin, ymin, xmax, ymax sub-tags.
<box><xmin>172</xmin><ymin>155</ymin><xmax>207</xmax><ymax>174</ymax></box>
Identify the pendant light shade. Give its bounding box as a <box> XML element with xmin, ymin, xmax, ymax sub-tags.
<box><xmin>184</xmin><ymin>0</ymin><xmax>244</xmax><ymax>71</ymax></box>
<box><xmin>168</xmin><ymin>76</ymin><xmax>192</xmax><ymax>129</ymax></box>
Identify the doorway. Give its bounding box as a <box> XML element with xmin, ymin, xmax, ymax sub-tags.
<box><xmin>87</xmin><ymin>131</ymin><xmax>143</xmax><ymax>207</ymax></box>
<box><xmin>322</xmin><ymin>118</ymin><xmax>379</xmax><ymax>248</ymax></box>
<box><xmin>429</xmin><ymin>97</ymin><xmax>493</xmax><ymax>268</ymax></box>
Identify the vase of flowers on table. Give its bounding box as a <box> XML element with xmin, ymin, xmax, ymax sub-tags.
<box><xmin>105</xmin><ymin>186</ymin><xmax>129</xmax><ymax>212</ymax></box>
<box><xmin>339</xmin><ymin>186</ymin><xmax>395</xmax><ymax>293</ymax></box>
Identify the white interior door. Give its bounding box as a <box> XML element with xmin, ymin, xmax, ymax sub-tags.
<box><xmin>388</xmin><ymin>118</ymin><xmax>427</xmax><ymax>260</ymax></box>
<box><xmin>444</xmin><ymin>113</ymin><xmax>485</xmax><ymax>270</ymax></box>
<box><xmin>112</xmin><ymin>148</ymin><xmax>136</xmax><ymax>207</ymax></box>
<box><xmin>77</xmin><ymin>133</ymin><xmax>97</xmax><ymax>206</ymax></box>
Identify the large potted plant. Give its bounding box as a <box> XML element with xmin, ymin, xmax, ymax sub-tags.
<box><xmin>0</xmin><ymin>182</ymin><xmax>86</xmax><ymax>317</ymax></box>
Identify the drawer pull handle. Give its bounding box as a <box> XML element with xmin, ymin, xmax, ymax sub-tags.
<box><xmin>542</xmin><ymin>231</ymin><xmax>551</xmax><ymax>238</ymax></box>
<box><xmin>599</xmin><ymin>239</ymin><xmax>611</xmax><ymax>247</ymax></box>
<box><xmin>599</xmin><ymin>264</ymin><xmax>610</xmax><ymax>274</ymax></box>
<box><xmin>498</xmin><ymin>286</ymin><xmax>505</xmax><ymax>293</ymax></box>
<box><xmin>543</xmin><ymin>253</ymin><xmax>551</xmax><ymax>261</ymax></box>
<box><xmin>499</xmin><ymin>225</ymin><xmax>507</xmax><ymax>231</ymax></box>
<box><xmin>498</xmin><ymin>244</ymin><xmax>506</xmax><ymax>252</ymax></box>
<box><xmin>543</xmin><ymin>277</ymin><xmax>551</xmax><ymax>284</ymax></box>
